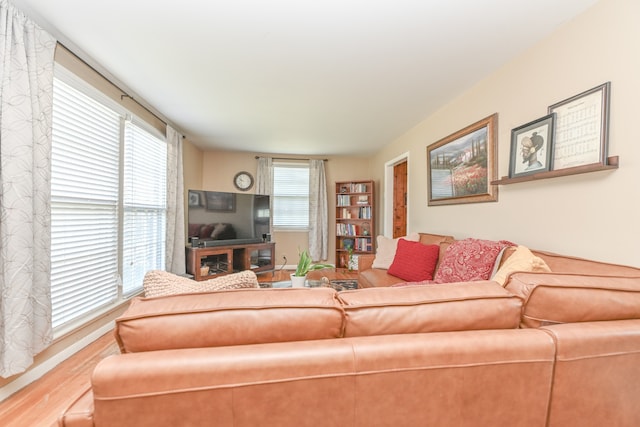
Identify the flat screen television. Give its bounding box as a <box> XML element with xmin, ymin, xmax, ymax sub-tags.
<box><xmin>187</xmin><ymin>190</ymin><xmax>270</xmax><ymax>247</ymax></box>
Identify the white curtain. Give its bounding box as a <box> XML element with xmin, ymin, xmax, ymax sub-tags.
<box><xmin>0</xmin><ymin>0</ymin><xmax>56</xmax><ymax>377</ymax></box>
<box><xmin>255</xmin><ymin>156</ymin><xmax>273</xmax><ymax>195</ymax></box>
<box><xmin>308</xmin><ymin>159</ymin><xmax>328</xmax><ymax>261</ymax></box>
<box><xmin>165</xmin><ymin>125</ymin><xmax>185</xmax><ymax>274</ymax></box>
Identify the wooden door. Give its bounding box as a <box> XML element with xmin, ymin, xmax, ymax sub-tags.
<box><xmin>393</xmin><ymin>161</ymin><xmax>408</xmax><ymax>238</ymax></box>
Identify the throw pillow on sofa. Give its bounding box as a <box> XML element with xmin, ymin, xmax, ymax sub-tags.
<box><xmin>491</xmin><ymin>245</ymin><xmax>551</xmax><ymax>286</ymax></box>
<box><xmin>198</xmin><ymin>223</ymin><xmax>216</xmax><ymax>238</ymax></box>
<box><xmin>434</xmin><ymin>238</ymin><xmax>515</xmax><ymax>284</ymax></box>
<box><xmin>387</xmin><ymin>239</ymin><xmax>440</xmax><ymax>282</ymax></box>
<box><xmin>143</xmin><ymin>270</ymin><xmax>259</xmax><ymax>297</ymax></box>
<box><xmin>371</xmin><ymin>232</ymin><xmax>420</xmax><ymax>269</ymax></box>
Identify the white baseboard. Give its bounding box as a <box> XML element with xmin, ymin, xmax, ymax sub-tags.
<box><xmin>0</xmin><ymin>321</ymin><xmax>115</xmax><ymax>402</ymax></box>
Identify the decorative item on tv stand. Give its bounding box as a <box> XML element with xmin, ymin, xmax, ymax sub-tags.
<box><xmin>335</xmin><ymin>180</ymin><xmax>375</xmax><ymax>271</ymax></box>
<box><xmin>291</xmin><ymin>249</ymin><xmax>333</xmax><ymax>288</ymax></box>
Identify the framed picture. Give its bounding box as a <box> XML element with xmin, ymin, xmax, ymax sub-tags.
<box><xmin>509</xmin><ymin>113</ymin><xmax>555</xmax><ymax>178</ymax></box>
<box><xmin>548</xmin><ymin>82</ymin><xmax>610</xmax><ymax>170</ymax></box>
<box><xmin>188</xmin><ymin>190</ymin><xmax>202</xmax><ymax>207</ymax></box>
<box><xmin>427</xmin><ymin>113</ymin><xmax>498</xmax><ymax>206</ymax></box>
<box><xmin>205</xmin><ymin>191</ymin><xmax>236</xmax><ymax>212</ymax></box>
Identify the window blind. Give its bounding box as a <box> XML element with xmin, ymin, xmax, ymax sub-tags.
<box><xmin>51</xmin><ymin>78</ymin><xmax>120</xmax><ymax>329</ymax></box>
<box><xmin>272</xmin><ymin>162</ymin><xmax>309</xmax><ymax>229</ymax></box>
<box><xmin>122</xmin><ymin>122</ymin><xmax>167</xmax><ymax>295</ymax></box>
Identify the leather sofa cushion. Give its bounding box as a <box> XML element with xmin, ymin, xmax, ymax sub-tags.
<box><xmin>115</xmin><ymin>288</ymin><xmax>345</xmax><ymax>353</ymax></box>
<box><xmin>417</xmin><ymin>233</ymin><xmax>455</xmax><ymax>269</ymax></box>
<box><xmin>359</xmin><ymin>268</ymin><xmax>407</xmax><ymax>288</ymax></box>
<box><xmin>505</xmin><ymin>272</ymin><xmax>640</xmax><ymax>328</ymax></box>
<box><xmin>338</xmin><ymin>281</ymin><xmax>522</xmax><ymax>337</ymax></box>
<box><xmin>529</xmin><ymin>249</ymin><xmax>640</xmax><ymax>276</ymax></box>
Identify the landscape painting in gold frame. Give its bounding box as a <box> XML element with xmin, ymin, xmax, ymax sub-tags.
<box><xmin>427</xmin><ymin>114</ymin><xmax>498</xmax><ymax>206</ymax></box>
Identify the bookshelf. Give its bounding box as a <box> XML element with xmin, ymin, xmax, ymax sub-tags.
<box><xmin>335</xmin><ymin>180</ymin><xmax>375</xmax><ymax>271</ymax></box>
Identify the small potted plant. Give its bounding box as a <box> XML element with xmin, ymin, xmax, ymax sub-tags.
<box><xmin>291</xmin><ymin>249</ymin><xmax>333</xmax><ymax>287</ymax></box>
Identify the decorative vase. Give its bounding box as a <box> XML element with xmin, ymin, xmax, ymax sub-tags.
<box><xmin>290</xmin><ymin>273</ymin><xmax>307</xmax><ymax>288</ymax></box>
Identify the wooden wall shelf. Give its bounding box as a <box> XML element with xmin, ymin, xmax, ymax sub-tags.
<box><xmin>491</xmin><ymin>156</ymin><xmax>619</xmax><ymax>185</ymax></box>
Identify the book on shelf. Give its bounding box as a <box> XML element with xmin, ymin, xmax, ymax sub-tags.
<box><xmin>352</xmin><ymin>237</ymin><xmax>371</xmax><ymax>251</ymax></box>
<box><xmin>350</xmin><ymin>183</ymin><xmax>368</xmax><ymax>193</ymax></box>
<box><xmin>358</xmin><ymin>206</ymin><xmax>371</xmax><ymax>219</ymax></box>
<box><xmin>336</xmin><ymin>223</ymin><xmax>358</xmax><ymax>236</ymax></box>
<box><xmin>337</xmin><ymin>194</ymin><xmax>350</xmax><ymax>206</ymax></box>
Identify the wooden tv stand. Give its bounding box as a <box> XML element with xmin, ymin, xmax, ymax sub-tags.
<box><xmin>186</xmin><ymin>242</ymin><xmax>276</xmax><ymax>281</ymax></box>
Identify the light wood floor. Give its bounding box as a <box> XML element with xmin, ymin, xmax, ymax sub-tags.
<box><xmin>0</xmin><ymin>269</ymin><xmax>358</xmax><ymax>426</ymax></box>
<box><xmin>0</xmin><ymin>331</ymin><xmax>119</xmax><ymax>427</ymax></box>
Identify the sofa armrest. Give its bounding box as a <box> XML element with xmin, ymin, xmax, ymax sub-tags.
<box><xmin>541</xmin><ymin>319</ymin><xmax>640</xmax><ymax>427</ymax></box>
<box><xmin>358</xmin><ymin>254</ymin><xmax>375</xmax><ymax>271</ymax></box>
<box><xmin>505</xmin><ymin>272</ymin><xmax>640</xmax><ymax>328</ymax></box>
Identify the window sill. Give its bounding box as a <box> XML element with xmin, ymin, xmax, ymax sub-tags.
<box><xmin>272</xmin><ymin>227</ymin><xmax>310</xmax><ymax>233</ymax></box>
<box><xmin>53</xmin><ymin>292</ymin><xmax>139</xmax><ymax>340</ymax></box>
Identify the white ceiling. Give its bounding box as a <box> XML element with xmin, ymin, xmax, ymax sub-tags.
<box><xmin>12</xmin><ymin>0</ymin><xmax>598</xmax><ymax>156</ymax></box>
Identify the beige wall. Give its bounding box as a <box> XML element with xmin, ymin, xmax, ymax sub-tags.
<box><xmin>369</xmin><ymin>0</ymin><xmax>639</xmax><ymax>267</ymax></box>
<box><xmin>182</xmin><ymin>139</ymin><xmax>204</xmax><ymax>200</ymax></box>
<box><xmin>192</xmin><ymin>150</ymin><xmax>370</xmax><ymax>266</ymax></box>
<box><xmin>55</xmin><ymin>45</ymin><xmax>166</xmax><ymax>136</ymax></box>
<box><xmin>182</xmin><ymin>139</ymin><xmax>204</xmax><ymax>248</ymax></box>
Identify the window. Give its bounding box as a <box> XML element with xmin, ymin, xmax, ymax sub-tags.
<box><xmin>122</xmin><ymin>121</ymin><xmax>167</xmax><ymax>295</ymax></box>
<box><xmin>50</xmin><ymin>67</ymin><xmax>166</xmax><ymax>331</ymax></box>
<box><xmin>272</xmin><ymin>162</ymin><xmax>309</xmax><ymax>230</ymax></box>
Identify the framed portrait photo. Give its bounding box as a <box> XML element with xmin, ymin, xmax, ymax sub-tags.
<box><xmin>509</xmin><ymin>113</ymin><xmax>555</xmax><ymax>178</ymax></box>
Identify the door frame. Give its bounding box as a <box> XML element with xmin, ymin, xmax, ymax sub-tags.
<box><xmin>383</xmin><ymin>152</ymin><xmax>410</xmax><ymax>237</ymax></box>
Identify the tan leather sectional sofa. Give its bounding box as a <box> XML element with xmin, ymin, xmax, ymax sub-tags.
<box><xmin>59</xmin><ymin>234</ymin><xmax>640</xmax><ymax>427</ymax></box>
<box><xmin>358</xmin><ymin>232</ymin><xmax>640</xmax><ymax>288</ymax></box>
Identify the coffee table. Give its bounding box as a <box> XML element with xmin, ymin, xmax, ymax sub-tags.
<box><xmin>260</xmin><ymin>278</ymin><xmax>358</xmax><ymax>291</ymax></box>
<box><xmin>308</xmin><ymin>279</ymin><xmax>359</xmax><ymax>291</ymax></box>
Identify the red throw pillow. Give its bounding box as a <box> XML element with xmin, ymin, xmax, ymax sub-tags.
<box><xmin>387</xmin><ymin>239</ymin><xmax>440</xmax><ymax>282</ymax></box>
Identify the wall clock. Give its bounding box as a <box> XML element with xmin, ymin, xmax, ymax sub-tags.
<box><xmin>233</xmin><ymin>171</ymin><xmax>254</xmax><ymax>191</ymax></box>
